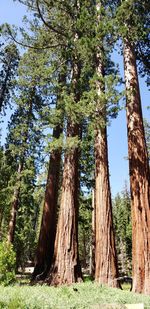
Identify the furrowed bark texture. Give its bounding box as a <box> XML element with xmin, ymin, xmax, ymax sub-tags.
<box><xmin>46</xmin><ymin>55</ymin><xmax>82</xmax><ymax>285</ymax></box>
<box><xmin>94</xmin><ymin>4</ymin><xmax>119</xmax><ymax>285</ymax></box>
<box><xmin>47</xmin><ymin>125</ymin><xmax>82</xmax><ymax>285</ymax></box>
<box><xmin>32</xmin><ymin>125</ymin><xmax>62</xmax><ymax>281</ymax></box>
<box><xmin>94</xmin><ymin>126</ymin><xmax>119</xmax><ymax>287</ymax></box>
<box><xmin>124</xmin><ymin>40</ymin><xmax>150</xmax><ymax>294</ymax></box>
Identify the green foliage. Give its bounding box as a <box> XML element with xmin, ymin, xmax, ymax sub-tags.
<box><xmin>115</xmin><ymin>0</ymin><xmax>150</xmax><ymax>85</ymax></box>
<box><xmin>0</xmin><ymin>241</ymin><xmax>16</xmax><ymax>286</ymax></box>
<box><xmin>0</xmin><ymin>43</ymin><xmax>19</xmax><ymax>113</ymax></box>
<box><xmin>0</xmin><ymin>83</ymin><xmax>44</xmax><ymax>267</ymax></box>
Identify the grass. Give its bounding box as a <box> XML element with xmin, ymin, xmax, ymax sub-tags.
<box><xmin>0</xmin><ymin>282</ymin><xmax>150</xmax><ymax>309</ymax></box>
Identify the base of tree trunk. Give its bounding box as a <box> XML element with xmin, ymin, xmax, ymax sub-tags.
<box><xmin>44</xmin><ymin>262</ymin><xmax>83</xmax><ymax>286</ymax></box>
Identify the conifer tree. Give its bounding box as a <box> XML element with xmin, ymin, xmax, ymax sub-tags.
<box><xmin>32</xmin><ymin>70</ymin><xmax>66</xmax><ymax>281</ymax></box>
<box><xmin>48</xmin><ymin>53</ymin><xmax>82</xmax><ymax>285</ymax></box>
<box><xmin>6</xmin><ymin>86</ymin><xmax>43</xmax><ymax>246</ymax></box>
<box><xmin>94</xmin><ymin>1</ymin><xmax>119</xmax><ymax>288</ymax></box>
<box><xmin>16</xmin><ymin>0</ymin><xmax>84</xmax><ymax>284</ymax></box>
<box><xmin>116</xmin><ymin>0</ymin><xmax>150</xmax><ymax>294</ymax></box>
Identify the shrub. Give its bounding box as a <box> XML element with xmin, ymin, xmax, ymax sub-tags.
<box><xmin>0</xmin><ymin>241</ymin><xmax>16</xmax><ymax>286</ymax></box>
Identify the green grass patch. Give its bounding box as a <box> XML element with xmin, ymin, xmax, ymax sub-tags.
<box><xmin>121</xmin><ymin>283</ymin><xmax>131</xmax><ymax>292</ymax></box>
<box><xmin>0</xmin><ymin>282</ymin><xmax>150</xmax><ymax>308</ymax></box>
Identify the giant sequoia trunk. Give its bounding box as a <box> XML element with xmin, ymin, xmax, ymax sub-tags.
<box><xmin>94</xmin><ymin>126</ymin><xmax>119</xmax><ymax>287</ymax></box>
<box><xmin>94</xmin><ymin>4</ymin><xmax>119</xmax><ymax>285</ymax></box>
<box><xmin>7</xmin><ymin>162</ymin><xmax>23</xmax><ymax>243</ymax></box>
<box><xmin>46</xmin><ymin>54</ymin><xmax>82</xmax><ymax>284</ymax></box>
<box><xmin>47</xmin><ymin>124</ymin><xmax>82</xmax><ymax>285</ymax></box>
<box><xmin>123</xmin><ymin>39</ymin><xmax>150</xmax><ymax>294</ymax></box>
<box><xmin>32</xmin><ymin>125</ymin><xmax>62</xmax><ymax>281</ymax></box>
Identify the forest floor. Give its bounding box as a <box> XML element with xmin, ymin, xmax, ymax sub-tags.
<box><xmin>0</xmin><ymin>281</ymin><xmax>150</xmax><ymax>309</ymax></box>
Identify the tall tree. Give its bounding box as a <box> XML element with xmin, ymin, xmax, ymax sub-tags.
<box><xmin>17</xmin><ymin>0</ymin><xmax>85</xmax><ymax>285</ymax></box>
<box><xmin>116</xmin><ymin>0</ymin><xmax>150</xmax><ymax>294</ymax></box>
<box><xmin>94</xmin><ymin>2</ymin><xmax>119</xmax><ymax>288</ymax></box>
<box><xmin>124</xmin><ymin>40</ymin><xmax>150</xmax><ymax>294</ymax></box>
<box><xmin>6</xmin><ymin>86</ymin><xmax>43</xmax><ymax>247</ymax></box>
<box><xmin>32</xmin><ymin>71</ymin><xmax>65</xmax><ymax>281</ymax></box>
<box><xmin>48</xmin><ymin>58</ymin><xmax>83</xmax><ymax>285</ymax></box>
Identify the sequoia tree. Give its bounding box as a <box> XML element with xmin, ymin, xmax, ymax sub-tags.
<box><xmin>47</xmin><ymin>57</ymin><xmax>83</xmax><ymax>285</ymax></box>
<box><xmin>116</xmin><ymin>0</ymin><xmax>150</xmax><ymax>294</ymax></box>
<box><xmin>124</xmin><ymin>41</ymin><xmax>150</xmax><ymax>294</ymax></box>
<box><xmin>94</xmin><ymin>2</ymin><xmax>119</xmax><ymax>287</ymax></box>
<box><xmin>32</xmin><ymin>71</ymin><xmax>65</xmax><ymax>281</ymax></box>
<box><xmin>19</xmin><ymin>0</ymin><xmax>83</xmax><ymax>285</ymax></box>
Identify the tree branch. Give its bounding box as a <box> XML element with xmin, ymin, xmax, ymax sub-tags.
<box><xmin>36</xmin><ymin>0</ymin><xmax>67</xmax><ymax>37</ymax></box>
<box><xmin>7</xmin><ymin>25</ymin><xmax>66</xmax><ymax>50</ymax></box>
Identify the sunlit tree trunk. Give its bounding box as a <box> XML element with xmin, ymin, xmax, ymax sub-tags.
<box><xmin>94</xmin><ymin>126</ymin><xmax>119</xmax><ymax>287</ymax></box>
<box><xmin>47</xmin><ymin>56</ymin><xmax>82</xmax><ymax>284</ymax></box>
<box><xmin>94</xmin><ymin>2</ymin><xmax>119</xmax><ymax>287</ymax></box>
<box><xmin>32</xmin><ymin>125</ymin><xmax>62</xmax><ymax>281</ymax></box>
<box><xmin>123</xmin><ymin>39</ymin><xmax>150</xmax><ymax>294</ymax></box>
<box><xmin>47</xmin><ymin>126</ymin><xmax>82</xmax><ymax>285</ymax></box>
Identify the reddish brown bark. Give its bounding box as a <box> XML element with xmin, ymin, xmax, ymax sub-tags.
<box><xmin>32</xmin><ymin>125</ymin><xmax>62</xmax><ymax>280</ymax></box>
<box><xmin>46</xmin><ymin>124</ymin><xmax>82</xmax><ymax>285</ymax></box>
<box><xmin>94</xmin><ymin>127</ymin><xmax>119</xmax><ymax>288</ymax></box>
<box><xmin>94</xmin><ymin>4</ymin><xmax>119</xmax><ymax>285</ymax></box>
<box><xmin>46</xmin><ymin>52</ymin><xmax>82</xmax><ymax>284</ymax></box>
<box><xmin>7</xmin><ymin>162</ymin><xmax>23</xmax><ymax>244</ymax></box>
<box><xmin>123</xmin><ymin>39</ymin><xmax>150</xmax><ymax>294</ymax></box>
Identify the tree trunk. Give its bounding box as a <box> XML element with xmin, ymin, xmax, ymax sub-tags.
<box><xmin>46</xmin><ymin>124</ymin><xmax>82</xmax><ymax>285</ymax></box>
<box><xmin>94</xmin><ymin>3</ymin><xmax>119</xmax><ymax>286</ymax></box>
<box><xmin>94</xmin><ymin>127</ymin><xmax>119</xmax><ymax>288</ymax></box>
<box><xmin>32</xmin><ymin>125</ymin><xmax>62</xmax><ymax>281</ymax></box>
<box><xmin>123</xmin><ymin>39</ymin><xmax>150</xmax><ymax>294</ymax></box>
<box><xmin>7</xmin><ymin>162</ymin><xmax>23</xmax><ymax>243</ymax></box>
<box><xmin>46</xmin><ymin>54</ymin><xmax>82</xmax><ymax>284</ymax></box>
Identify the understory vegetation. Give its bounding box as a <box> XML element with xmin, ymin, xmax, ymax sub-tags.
<box><xmin>0</xmin><ymin>282</ymin><xmax>150</xmax><ymax>309</ymax></box>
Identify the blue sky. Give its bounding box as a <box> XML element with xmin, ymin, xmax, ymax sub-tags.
<box><xmin>0</xmin><ymin>0</ymin><xmax>149</xmax><ymax>197</ymax></box>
